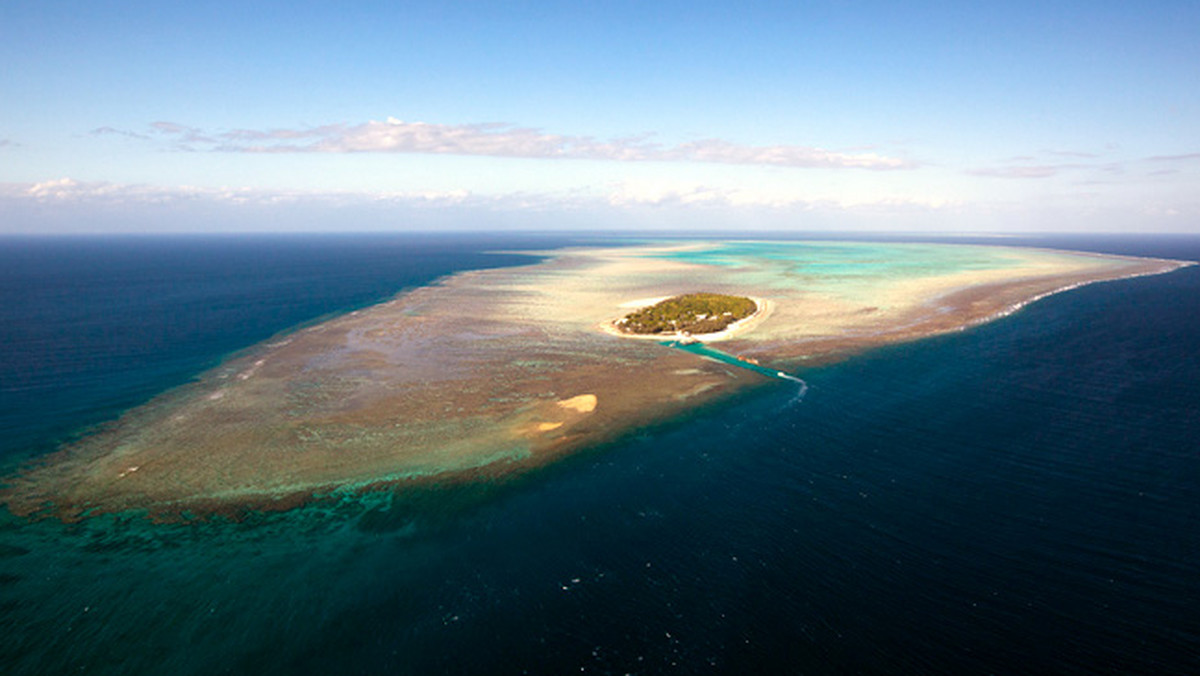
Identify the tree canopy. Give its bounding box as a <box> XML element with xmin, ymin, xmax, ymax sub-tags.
<box><xmin>618</xmin><ymin>293</ymin><xmax>756</xmax><ymax>335</ymax></box>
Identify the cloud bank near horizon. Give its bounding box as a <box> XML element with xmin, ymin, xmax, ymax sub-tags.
<box><xmin>93</xmin><ymin>118</ymin><xmax>915</xmax><ymax>171</ymax></box>
<box><xmin>1</xmin><ymin>177</ymin><xmax>960</xmax><ymax>233</ymax></box>
<box><xmin>9</xmin><ymin>177</ymin><xmax>949</xmax><ymax>212</ymax></box>
<box><xmin>6</xmin><ymin>177</ymin><xmax>1195</xmax><ymax>235</ymax></box>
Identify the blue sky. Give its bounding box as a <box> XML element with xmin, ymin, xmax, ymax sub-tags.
<box><xmin>2</xmin><ymin>0</ymin><xmax>1197</xmax><ymax>233</ymax></box>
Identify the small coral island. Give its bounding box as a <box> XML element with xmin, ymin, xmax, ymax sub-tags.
<box><xmin>616</xmin><ymin>293</ymin><xmax>757</xmax><ymax>336</ymax></box>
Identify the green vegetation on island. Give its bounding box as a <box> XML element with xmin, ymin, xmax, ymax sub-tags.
<box><xmin>617</xmin><ymin>293</ymin><xmax>757</xmax><ymax>335</ymax></box>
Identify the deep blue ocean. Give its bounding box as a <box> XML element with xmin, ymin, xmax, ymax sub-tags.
<box><xmin>1</xmin><ymin>233</ymin><xmax>1197</xmax><ymax>675</ymax></box>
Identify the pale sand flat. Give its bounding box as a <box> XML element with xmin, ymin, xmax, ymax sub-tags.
<box><xmin>556</xmin><ymin>394</ymin><xmax>598</xmax><ymax>413</ymax></box>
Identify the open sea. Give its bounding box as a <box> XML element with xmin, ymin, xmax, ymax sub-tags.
<box><xmin>1</xmin><ymin>233</ymin><xmax>1197</xmax><ymax>675</ymax></box>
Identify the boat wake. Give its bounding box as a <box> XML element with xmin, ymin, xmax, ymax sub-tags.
<box><xmin>775</xmin><ymin>371</ymin><xmax>809</xmax><ymax>405</ymax></box>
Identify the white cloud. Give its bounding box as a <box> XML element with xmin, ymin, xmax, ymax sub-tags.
<box><xmin>125</xmin><ymin>117</ymin><xmax>915</xmax><ymax>170</ymax></box>
<box><xmin>90</xmin><ymin>126</ymin><xmax>150</xmax><ymax>140</ymax></box>
<box><xmin>7</xmin><ymin>178</ymin><xmax>1197</xmax><ymax>234</ymax></box>
<box><xmin>11</xmin><ymin>178</ymin><xmax>477</xmax><ymax>208</ymax></box>
<box><xmin>148</xmin><ymin>121</ymin><xmax>216</xmax><ymax>147</ymax></box>
<box><xmin>21</xmin><ymin>178</ymin><xmax>209</xmax><ymax>203</ymax></box>
<box><xmin>1044</xmin><ymin>149</ymin><xmax>1099</xmax><ymax>159</ymax></box>
<box><xmin>4</xmin><ymin>177</ymin><xmax>948</xmax><ymax>215</ymax></box>
<box><xmin>966</xmin><ymin>148</ymin><xmax>1127</xmax><ymax>180</ymax></box>
<box><xmin>1146</xmin><ymin>152</ymin><xmax>1200</xmax><ymax>163</ymax></box>
<box><xmin>966</xmin><ymin>165</ymin><xmax>1065</xmax><ymax>179</ymax></box>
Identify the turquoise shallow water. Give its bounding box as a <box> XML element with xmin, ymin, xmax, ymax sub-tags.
<box><xmin>652</xmin><ymin>240</ymin><xmax>1033</xmax><ymax>299</ymax></box>
<box><xmin>1</xmin><ymin>234</ymin><xmax>1198</xmax><ymax>675</ymax></box>
<box><xmin>665</xmin><ymin>340</ymin><xmax>807</xmax><ymax>389</ymax></box>
<box><xmin>659</xmin><ymin>240</ymin><xmax>1019</xmax><ymax>275</ymax></box>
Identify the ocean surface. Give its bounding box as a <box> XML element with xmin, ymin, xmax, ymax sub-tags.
<box><xmin>1</xmin><ymin>233</ymin><xmax>1197</xmax><ymax>675</ymax></box>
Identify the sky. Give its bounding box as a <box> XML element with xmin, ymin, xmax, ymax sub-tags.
<box><xmin>1</xmin><ymin>0</ymin><xmax>1198</xmax><ymax>233</ymax></box>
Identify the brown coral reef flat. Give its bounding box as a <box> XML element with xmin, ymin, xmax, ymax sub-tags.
<box><xmin>1</xmin><ymin>241</ymin><xmax>1189</xmax><ymax>520</ymax></box>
